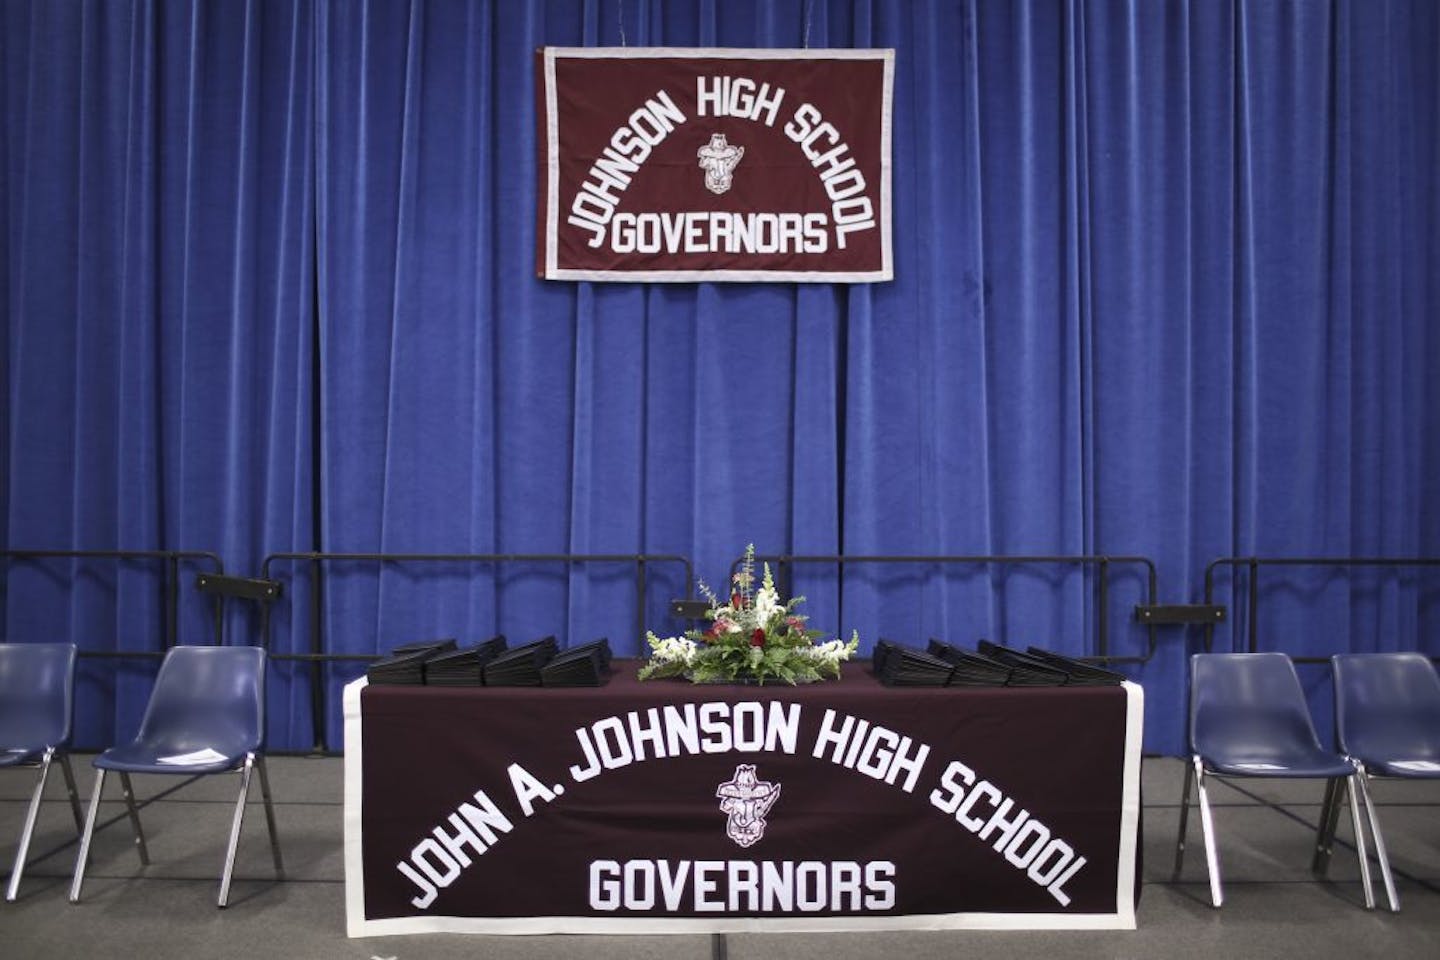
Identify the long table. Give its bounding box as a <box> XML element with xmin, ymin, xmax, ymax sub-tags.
<box><xmin>343</xmin><ymin>663</ymin><xmax>1142</xmax><ymax>936</ymax></box>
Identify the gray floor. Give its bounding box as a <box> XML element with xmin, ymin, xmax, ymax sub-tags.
<box><xmin>2</xmin><ymin>756</ymin><xmax>1438</xmax><ymax>959</ymax></box>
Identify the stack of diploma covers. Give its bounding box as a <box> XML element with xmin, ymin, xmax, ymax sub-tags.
<box><xmin>873</xmin><ymin>639</ymin><xmax>1126</xmax><ymax>688</ymax></box>
<box><xmin>423</xmin><ymin>636</ymin><xmax>509</xmax><ymax>687</ymax></box>
<box><xmin>976</xmin><ymin>640</ymin><xmax>1126</xmax><ymax>686</ymax></box>
<box><xmin>873</xmin><ymin>639</ymin><xmax>957</xmax><ymax>687</ymax></box>
<box><xmin>927</xmin><ymin>640</ymin><xmax>1013</xmax><ymax>687</ymax></box>
<box><xmin>974</xmin><ymin>640</ymin><xmax>1071</xmax><ymax>686</ymax></box>
<box><xmin>368</xmin><ymin>635</ymin><xmax>617</xmax><ymax>688</ymax></box>
<box><xmin>366</xmin><ymin>639</ymin><xmax>458</xmax><ymax>686</ymax></box>
<box><xmin>539</xmin><ymin>638</ymin><xmax>613</xmax><ymax>687</ymax></box>
<box><xmin>1021</xmin><ymin>645</ymin><xmax>1126</xmax><ymax>685</ymax></box>
<box><xmin>479</xmin><ymin>636</ymin><xmax>558</xmax><ymax>686</ymax></box>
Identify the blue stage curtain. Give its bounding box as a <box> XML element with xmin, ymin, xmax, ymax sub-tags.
<box><xmin>1</xmin><ymin>0</ymin><xmax>316</xmax><ymax>748</ymax></box>
<box><xmin>4</xmin><ymin>1</ymin><xmax>1438</xmax><ymax>753</ymax></box>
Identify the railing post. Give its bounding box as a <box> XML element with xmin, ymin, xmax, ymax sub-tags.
<box><xmin>310</xmin><ymin>555</ymin><xmax>326</xmax><ymax>753</ymax></box>
<box><xmin>1247</xmin><ymin>559</ymin><xmax>1259</xmax><ymax>654</ymax></box>
<box><xmin>1098</xmin><ymin>557</ymin><xmax>1111</xmax><ymax>659</ymax></box>
<box><xmin>1203</xmin><ymin>562</ymin><xmax>1216</xmax><ymax>652</ymax></box>
<box><xmin>636</xmin><ymin>556</ymin><xmax>647</xmax><ymax>643</ymax></box>
<box><xmin>167</xmin><ymin>553</ymin><xmax>180</xmax><ymax>649</ymax></box>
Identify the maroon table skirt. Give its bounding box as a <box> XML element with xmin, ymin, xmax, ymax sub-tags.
<box><xmin>343</xmin><ymin>662</ymin><xmax>1142</xmax><ymax>936</ymax></box>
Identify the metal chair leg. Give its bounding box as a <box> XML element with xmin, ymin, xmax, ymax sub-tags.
<box><xmin>59</xmin><ymin>753</ymin><xmax>85</xmax><ymax>834</ymax></box>
<box><xmin>1345</xmin><ymin>773</ymin><xmax>1375</xmax><ymax>909</ymax></box>
<box><xmin>1312</xmin><ymin>776</ymin><xmax>1343</xmax><ymax>875</ymax></box>
<box><xmin>1193</xmin><ymin>756</ymin><xmax>1224</xmax><ymax>908</ymax></box>
<box><xmin>255</xmin><ymin>756</ymin><xmax>285</xmax><ymax>879</ymax></box>
<box><xmin>1354</xmin><ymin>771</ymin><xmax>1398</xmax><ymax>911</ymax></box>
<box><xmin>5</xmin><ymin>749</ymin><xmax>55</xmax><ymax>901</ymax></box>
<box><xmin>117</xmin><ymin>772</ymin><xmax>149</xmax><ymax>865</ymax></box>
<box><xmin>218</xmin><ymin>755</ymin><xmax>255</xmax><ymax>908</ymax></box>
<box><xmin>69</xmin><ymin>769</ymin><xmax>107</xmax><ymax>903</ymax></box>
<box><xmin>1174</xmin><ymin>756</ymin><xmax>1194</xmax><ymax>878</ymax></box>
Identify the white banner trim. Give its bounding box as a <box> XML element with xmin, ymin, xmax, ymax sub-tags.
<box><xmin>342</xmin><ymin>677</ymin><xmax>369</xmax><ymax>939</ymax></box>
<box><xmin>352</xmin><ymin>909</ymin><xmax>1137</xmax><ymax>938</ymax></box>
<box><xmin>548</xmin><ymin>269</ymin><xmax>893</xmax><ymax>283</ymax></box>
<box><xmin>540</xmin><ymin>47</ymin><xmax>894</xmax><ymax>283</ymax></box>
<box><xmin>1115</xmin><ymin>680</ymin><xmax>1145</xmax><ymax>929</ymax></box>
<box><xmin>548</xmin><ymin>47</ymin><xmax>895</xmax><ymax>61</ymax></box>
<box><xmin>343</xmin><ymin>675</ymin><xmax>1142</xmax><ymax>937</ymax></box>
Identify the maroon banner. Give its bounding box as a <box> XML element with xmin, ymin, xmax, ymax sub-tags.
<box><xmin>344</xmin><ymin>666</ymin><xmax>1142</xmax><ymax>935</ymax></box>
<box><xmin>537</xmin><ymin>48</ymin><xmax>893</xmax><ymax>282</ymax></box>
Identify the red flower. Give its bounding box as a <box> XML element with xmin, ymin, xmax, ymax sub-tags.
<box><xmin>731</xmin><ymin>592</ymin><xmax>744</xmax><ymax>609</ymax></box>
<box><xmin>751</xmin><ymin>628</ymin><xmax>766</xmax><ymax>648</ymax></box>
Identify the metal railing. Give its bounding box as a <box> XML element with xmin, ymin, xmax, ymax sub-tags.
<box><xmin>1</xmin><ymin>548</ymin><xmax>225</xmax><ymax>653</ymax></box>
<box><xmin>16</xmin><ymin>547</ymin><xmax>1435</xmax><ymax>750</ymax></box>
<box><xmin>257</xmin><ymin>551</ymin><xmax>694</xmax><ymax>750</ymax></box>
<box><xmin>1203</xmin><ymin>556</ymin><xmax>1440</xmax><ymax>662</ymax></box>
<box><xmin>728</xmin><ymin>553</ymin><xmax>1161</xmax><ymax>664</ymax></box>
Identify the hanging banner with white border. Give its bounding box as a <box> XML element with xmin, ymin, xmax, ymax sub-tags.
<box><xmin>537</xmin><ymin>47</ymin><xmax>894</xmax><ymax>283</ymax></box>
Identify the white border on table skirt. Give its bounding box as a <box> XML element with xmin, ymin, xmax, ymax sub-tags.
<box><xmin>344</xmin><ymin>676</ymin><xmax>1144</xmax><ymax>936</ymax></box>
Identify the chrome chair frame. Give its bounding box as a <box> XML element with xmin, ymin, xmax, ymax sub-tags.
<box><xmin>5</xmin><ymin>746</ymin><xmax>85</xmax><ymax>901</ymax></box>
<box><xmin>69</xmin><ymin>753</ymin><xmax>282</xmax><ymax>907</ymax></box>
<box><xmin>1314</xmin><ymin>771</ymin><xmax>1392</xmax><ymax>909</ymax></box>
<box><xmin>2</xmin><ymin>642</ymin><xmax>84</xmax><ymax>901</ymax></box>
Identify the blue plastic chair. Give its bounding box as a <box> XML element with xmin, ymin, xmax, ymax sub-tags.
<box><xmin>68</xmin><ymin>645</ymin><xmax>283</xmax><ymax>907</ymax></box>
<box><xmin>1174</xmin><ymin>652</ymin><xmax>1376</xmax><ymax>908</ymax></box>
<box><xmin>1314</xmin><ymin>653</ymin><xmax>1440</xmax><ymax>912</ymax></box>
<box><xmin>1</xmin><ymin>642</ymin><xmax>84</xmax><ymax>901</ymax></box>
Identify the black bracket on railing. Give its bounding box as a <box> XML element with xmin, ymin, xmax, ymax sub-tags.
<box><xmin>196</xmin><ymin>573</ymin><xmax>283</xmax><ymax>603</ymax></box>
<box><xmin>670</xmin><ymin>599</ymin><xmax>711</xmax><ymax>620</ymax></box>
<box><xmin>1135</xmin><ymin>604</ymin><xmax>1226</xmax><ymax>624</ymax></box>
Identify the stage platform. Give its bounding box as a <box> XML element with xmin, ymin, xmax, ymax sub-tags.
<box><xmin>2</xmin><ymin>756</ymin><xmax>1437</xmax><ymax>959</ymax></box>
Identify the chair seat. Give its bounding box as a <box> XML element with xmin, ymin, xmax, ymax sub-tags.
<box><xmin>1</xmin><ymin>747</ymin><xmax>49</xmax><ymax>767</ymax></box>
<box><xmin>94</xmin><ymin>741</ymin><xmax>246</xmax><ymax>775</ymax></box>
<box><xmin>1360</xmin><ymin>756</ymin><xmax>1440</xmax><ymax>779</ymax></box>
<box><xmin>1204</xmin><ymin>749</ymin><xmax>1355</xmax><ymax>779</ymax></box>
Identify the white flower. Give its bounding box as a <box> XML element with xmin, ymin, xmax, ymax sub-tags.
<box><xmin>752</xmin><ymin>584</ymin><xmax>784</xmax><ymax>624</ymax></box>
<box><xmin>807</xmin><ymin>637</ymin><xmax>859</xmax><ymax>667</ymax></box>
<box><xmin>646</xmin><ymin>633</ymin><xmax>698</xmax><ymax>664</ymax></box>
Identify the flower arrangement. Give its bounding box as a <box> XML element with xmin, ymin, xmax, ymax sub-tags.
<box><xmin>639</xmin><ymin>545</ymin><xmax>859</xmax><ymax>685</ymax></box>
